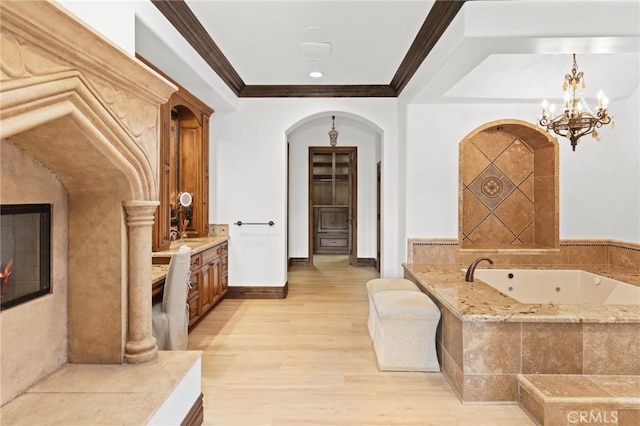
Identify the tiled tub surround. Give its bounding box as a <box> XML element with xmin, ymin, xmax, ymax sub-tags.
<box><xmin>517</xmin><ymin>374</ymin><xmax>640</xmax><ymax>426</ymax></box>
<box><xmin>402</xmin><ymin>263</ymin><xmax>640</xmax><ymax>404</ymax></box>
<box><xmin>408</xmin><ymin>239</ymin><xmax>640</xmax><ymax>273</ymax></box>
<box><xmin>459</xmin><ymin>120</ymin><xmax>558</xmax><ymax>250</ymax></box>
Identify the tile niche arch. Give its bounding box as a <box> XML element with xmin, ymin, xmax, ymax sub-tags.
<box><xmin>459</xmin><ymin>119</ymin><xmax>559</xmax><ymax>250</ymax></box>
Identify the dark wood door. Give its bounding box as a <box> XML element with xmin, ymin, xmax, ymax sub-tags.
<box><xmin>308</xmin><ymin>146</ymin><xmax>357</xmax><ymax>265</ymax></box>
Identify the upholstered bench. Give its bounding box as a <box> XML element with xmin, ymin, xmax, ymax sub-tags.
<box><xmin>372</xmin><ymin>290</ymin><xmax>441</xmax><ymax>372</ymax></box>
<box><xmin>366</xmin><ymin>278</ymin><xmax>420</xmax><ymax>340</ymax></box>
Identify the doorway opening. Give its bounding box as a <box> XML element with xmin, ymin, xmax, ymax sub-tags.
<box><xmin>308</xmin><ymin>146</ymin><xmax>357</xmax><ymax>267</ymax></box>
<box><xmin>285</xmin><ymin>112</ymin><xmax>382</xmax><ymax>273</ymax></box>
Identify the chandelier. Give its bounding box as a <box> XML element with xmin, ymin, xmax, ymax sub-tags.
<box><xmin>539</xmin><ymin>54</ymin><xmax>613</xmax><ymax>151</ymax></box>
<box><xmin>328</xmin><ymin>115</ymin><xmax>338</xmax><ymax>146</ymax></box>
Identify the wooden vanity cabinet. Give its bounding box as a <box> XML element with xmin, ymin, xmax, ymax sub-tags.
<box><xmin>187</xmin><ymin>242</ymin><xmax>228</xmax><ymax>328</ymax></box>
<box><xmin>155</xmin><ymin>241</ymin><xmax>229</xmax><ymax>330</ymax></box>
<box><xmin>187</xmin><ymin>254</ymin><xmax>202</xmax><ymax>327</ymax></box>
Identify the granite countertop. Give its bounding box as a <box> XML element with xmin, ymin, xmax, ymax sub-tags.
<box><xmin>152</xmin><ymin>264</ymin><xmax>168</xmax><ymax>285</ymax></box>
<box><xmin>151</xmin><ymin>236</ymin><xmax>229</xmax><ymax>286</ymax></box>
<box><xmin>152</xmin><ymin>236</ymin><xmax>229</xmax><ymax>258</ymax></box>
<box><xmin>403</xmin><ymin>263</ymin><xmax>640</xmax><ymax>324</ymax></box>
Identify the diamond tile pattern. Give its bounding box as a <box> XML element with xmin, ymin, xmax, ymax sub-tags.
<box><xmin>467</xmin><ymin>164</ymin><xmax>516</xmax><ymax>211</ymax></box>
<box><xmin>470</xmin><ymin>130</ymin><xmax>514</xmax><ymax>161</ymax></box>
<box><xmin>495</xmin><ymin>189</ymin><xmax>534</xmax><ymax>240</ymax></box>
<box><xmin>519</xmin><ymin>174</ymin><xmax>535</xmax><ymax>202</ymax></box>
<box><xmin>494</xmin><ymin>140</ymin><xmax>533</xmax><ymax>186</ymax></box>
<box><xmin>462</xmin><ymin>136</ymin><xmax>535</xmax><ymax>246</ymax></box>
<box><xmin>468</xmin><ymin>214</ymin><xmax>516</xmax><ymax>244</ymax></box>
<box><xmin>462</xmin><ymin>188</ymin><xmax>490</xmax><ymax>235</ymax></box>
<box><xmin>460</xmin><ymin>143</ymin><xmax>491</xmax><ymax>186</ymax></box>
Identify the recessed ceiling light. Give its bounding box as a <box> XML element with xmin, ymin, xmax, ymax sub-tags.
<box><xmin>309</xmin><ymin>70</ymin><xmax>323</xmax><ymax>78</ymax></box>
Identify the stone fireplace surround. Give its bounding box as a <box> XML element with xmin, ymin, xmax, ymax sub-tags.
<box><xmin>1</xmin><ymin>1</ymin><xmax>201</xmax><ymax>421</ymax></box>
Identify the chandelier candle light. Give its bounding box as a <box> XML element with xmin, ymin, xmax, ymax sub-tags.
<box><xmin>539</xmin><ymin>54</ymin><xmax>614</xmax><ymax>151</ymax></box>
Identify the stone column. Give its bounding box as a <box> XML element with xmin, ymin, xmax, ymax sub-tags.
<box><xmin>123</xmin><ymin>200</ymin><xmax>160</xmax><ymax>364</ymax></box>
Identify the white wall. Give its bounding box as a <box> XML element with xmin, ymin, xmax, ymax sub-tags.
<box><xmin>405</xmin><ymin>100</ymin><xmax>640</xmax><ymax>243</ymax></box>
<box><xmin>60</xmin><ymin>0</ymin><xmax>639</xmax><ymax>279</ymax></box>
<box><xmin>58</xmin><ymin>0</ymin><xmax>237</xmax><ymax>112</ymax></box>
<box><xmin>212</xmin><ymin>98</ymin><xmax>400</xmax><ymax>286</ymax></box>
<box><xmin>288</xmin><ymin>115</ymin><xmax>380</xmax><ymax>259</ymax></box>
<box><xmin>57</xmin><ymin>0</ymin><xmax>136</xmax><ymax>55</ymax></box>
<box><xmin>603</xmin><ymin>86</ymin><xmax>640</xmax><ymax>242</ymax></box>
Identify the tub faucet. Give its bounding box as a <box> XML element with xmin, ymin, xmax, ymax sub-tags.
<box><xmin>465</xmin><ymin>257</ymin><xmax>494</xmax><ymax>282</ymax></box>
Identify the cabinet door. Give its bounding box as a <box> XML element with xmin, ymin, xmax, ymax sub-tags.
<box><xmin>221</xmin><ymin>244</ymin><xmax>228</xmax><ymax>294</ymax></box>
<box><xmin>211</xmin><ymin>258</ymin><xmax>221</xmax><ymax>301</ymax></box>
<box><xmin>199</xmin><ymin>265</ymin><xmax>213</xmax><ymax>314</ymax></box>
<box><xmin>188</xmin><ymin>273</ymin><xmax>201</xmax><ymax>327</ymax></box>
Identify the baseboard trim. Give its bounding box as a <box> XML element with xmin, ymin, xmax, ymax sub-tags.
<box><xmin>357</xmin><ymin>258</ymin><xmax>377</xmax><ymax>267</ymax></box>
<box><xmin>181</xmin><ymin>393</ymin><xmax>203</xmax><ymax>426</ymax></box>
<box><xmin>288</xmin><ymin>257</ymin><xmax>309</xmax><ymax>267</ymax></box>
<box><xmin>289</xmin><ymin>257</ymin><xmax>377</xmax><ymax>268</ymax></box>
<box><xmin>225</xmin><ymin>282</ymin><xmax>289</xmax><ymax>299</ymax></box>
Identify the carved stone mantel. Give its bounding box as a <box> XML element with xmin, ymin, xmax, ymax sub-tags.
<box><xmin>1</xmin><ymin>0</ymin><xmax>176</xmax><ymax>368</ymax></box>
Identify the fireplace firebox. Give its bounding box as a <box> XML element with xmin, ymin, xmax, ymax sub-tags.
<box><xmin>0</xmin><ymin>204</ymin><xmax>51</xmax><ymax>310</ymax></box>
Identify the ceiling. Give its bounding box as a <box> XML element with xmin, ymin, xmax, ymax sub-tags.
<box><xmin>150</xmin><ymin>0</ymin><xmax>640</xmax><ymax>104</ymax></box>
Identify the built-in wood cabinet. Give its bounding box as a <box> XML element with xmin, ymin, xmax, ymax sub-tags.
<box><xmin>311</xmin><ymin>150</ymin><xmax>351</xmax><ymax>206</ymax></box>
<box><xmin>314</xmin><ymin>206</ymin><xmax>349</xmax><ymax>254</ymax></box>
<box><xmin>139</xmin><ymin>55</ymin><xmax>214</xmax><ymax>252</ymax></box>
<box><xmin>155</xmin><ymin>90</ymin><xmax>212</xmax><ymax>251</ymax></box>
<box><xmin>309</xmin><ymin>147</ymin><xmax>357</xmax><ymax>257</ymax></box>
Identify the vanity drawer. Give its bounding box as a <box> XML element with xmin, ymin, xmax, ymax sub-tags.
<box><xmin>189</xmin><ymin>254</ymin><xmax>202</xmax><ymax>271</ymax></box>
<box><xmin>202</xmin><ymin>245</ymin><xmax>222</xmax><ymax>264</ymax></box>
<box><xmin>188</xmin><ymin>279</ymin><xmax>199</xmax><ymax>299</ymax></box>
<box><xmin>188</xmin><ymin>296</ymin><xmax>200</xmax><ymax>326</ymax></box>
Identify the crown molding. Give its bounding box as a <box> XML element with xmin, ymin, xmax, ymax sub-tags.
<box><xmin>240</xmin><ymin>85</ymin><xmax>396</xmax><ymax>98</ymax></box>
<box><xmin>151</xmin><ymin>0</ymin><xmax>245</xmax><ymax>96</ymax></box>
<box><xmin>152</xmin><ymin>0</ymin><xmax>466</xmax><ymax>98</ymax></box>
<box><xmin>390</xmin><ymin>1</ymin><xmax>466</xmax><ymax>95</ymax></box>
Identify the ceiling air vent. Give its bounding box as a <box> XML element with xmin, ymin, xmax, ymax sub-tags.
<box><xmin>299</xmin><ymin>42</ymin><xmax>332</xmax><ymax>58</ymax></box>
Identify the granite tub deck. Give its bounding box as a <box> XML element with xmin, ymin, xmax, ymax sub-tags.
<box><xmin>402</xmin><ymin>264</ymin><xmax>640</xmax><ymax>404</ymax></box>
<box><xmin>517</xmin><ymin>374</ymin><xmax>640</xmax><ymax>426</ymax></box>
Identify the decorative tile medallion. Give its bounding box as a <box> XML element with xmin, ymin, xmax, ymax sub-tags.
<box><xmin>481</xmin><ymin>176</ymin><xmax>503</xmax><ymax>198</ymax></box>
<box><xmin>467</xmin><ymin>164</ymin><xmax>515</xmax><ymax>210</ymax></box>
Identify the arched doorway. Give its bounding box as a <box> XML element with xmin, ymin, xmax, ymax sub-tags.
<box><xmin>286</xmin><ymin>113</ymin><xmax>382</xmax><ymax>268</ymax></box>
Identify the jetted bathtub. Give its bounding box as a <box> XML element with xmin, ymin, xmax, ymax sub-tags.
<box><xmin>404</xmin><ymin>263</ymin><xmax>640</xmax><ymax>404</ymax></box>
<box><xmin>472</xmin><ymin>269</ymin><xmax>640</xmax><ymax>306</ymax></box>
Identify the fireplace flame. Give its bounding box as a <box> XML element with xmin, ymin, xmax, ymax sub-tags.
<box><xmin>1</xmin><ymin>258</ymin><xmax>14</xmax><ymax>295</ymax></box>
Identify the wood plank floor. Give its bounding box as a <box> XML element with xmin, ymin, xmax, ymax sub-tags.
<box><xmin>188</xmin><ymin>255</ymin><xmax>533</xmax><ymax>425</ymax></box>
